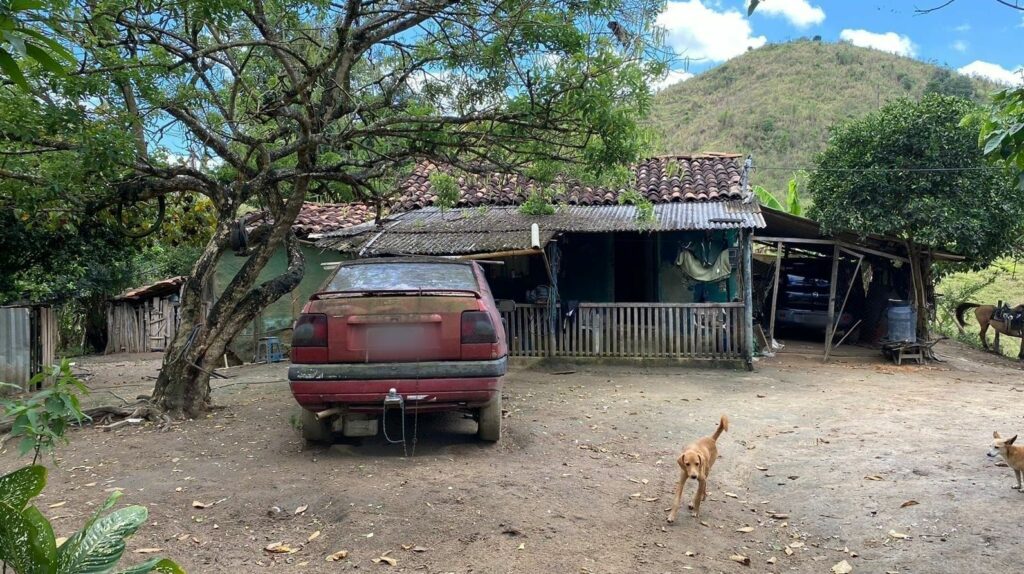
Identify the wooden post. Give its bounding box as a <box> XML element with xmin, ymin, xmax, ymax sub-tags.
<box><xmin>768</xmin><ymin>241</ymin><xmax>783</xmax><ymax>342</ymax></box>
<box><xmin>824</xmin><ymin>244</ymin><xmax>840</xmax><ymax>359</ymax></box>
<box><xmin>825</xmin><ymin>253</ymin><xmax>863</xmax><ymax>362</ymax></box>
<box><xmin>742</xmin><ymin>230</ymin><xmax>754</xmax><ymax>369</ymax></box>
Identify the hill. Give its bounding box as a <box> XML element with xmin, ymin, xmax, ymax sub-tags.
<box><xmin>649</xmin><ymin>40</ymin><xmax>1000</xmax><ymax>196</ymax></box>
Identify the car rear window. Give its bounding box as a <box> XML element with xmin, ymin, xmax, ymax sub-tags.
<box><xmin>328</xmin><ymin>262</ymin><xmax>479</xmax><ymax>292</ymax></box>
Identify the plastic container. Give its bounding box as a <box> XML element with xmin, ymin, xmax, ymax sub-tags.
<box><xmin>887</xmin><ymin>302</ymin><xmax>917</xmax><ymax>343</ymax></box>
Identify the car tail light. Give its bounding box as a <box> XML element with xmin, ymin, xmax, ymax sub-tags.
<box><xmin>461</xmin><ymin>311</ymin><xmax>497</xmax><ymax>344</ymax></box>
<box><xmin>293</xmin><ymin>314</ymin><xmax>328</xmax><ymax>347</ymax></box>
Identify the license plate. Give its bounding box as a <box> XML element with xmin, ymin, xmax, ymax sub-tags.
<box><xmin>366</xmin><ymin>325</ymin><xmax>423</xmax><ymax>352</ymax></box>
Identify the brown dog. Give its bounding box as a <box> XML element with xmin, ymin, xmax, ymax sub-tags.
<box><xmin>667</xmin><ymin>415</ymin><xmax>729</xmax><ymax>522</ymax></box>
<box><xmin>990</xmin><ymin>431</ymin><xmax>1024</xmax><ymax>491</ymax></box>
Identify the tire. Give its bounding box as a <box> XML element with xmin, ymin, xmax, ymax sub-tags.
<box><xmin>477</xmin><ymin>395</ymin><xmax>502</xmax><ymax>442</ymax></box>
<box><xmin>300</xmin><ymin>408</ymin><xmax>333</xmax><ymax>444</ymax></box>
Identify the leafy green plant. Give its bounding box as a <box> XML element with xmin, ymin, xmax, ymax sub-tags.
<box><xmin>428</xmin><ymin>172</ymin><xmax>460</xmax><ymax>212</ymax></box>
<box><xmin>0</xmin><ymin>465</ymin><xmax>183</xmax><ymax>574</ymax></box>
<box><xmin>0</xmin><ymin>0</ymin><xmax>75</xmax><ymax>90</ymax></box>
<box><xmin>617</xmin><ymin>190</ymin><xmax>655</xmax><ymax>226</ymax></box>
<box><xmin>0</xmin><ymin>359</ymin><xmax>89</xmax><ymax>463</ymax></box>
<box><xmin>752</xmin><ymin>185</ymin><xmax>784</xmax><ymax>211</ymax></box>
<box><xmin>785</xmin><ymin>171</ymin><xmax>806</xmax><ymax>216</ymax></box>
<box><xmin>519</xmin><ymin>187</ymin><xmax>556</xmax><ymax>216</ymax></box>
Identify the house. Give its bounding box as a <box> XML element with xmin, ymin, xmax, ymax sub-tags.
<box><xmin>316</xmin><ymin>155</ymin><xmax>765</xmax><ymax>367</ymax></box>
<box><xmin>105</xmin><ymin>276</ymin><xmax>187</xmax><ymax>354</ymax></box>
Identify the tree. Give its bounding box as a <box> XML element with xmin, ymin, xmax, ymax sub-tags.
<box><xmin>923</xmin><ymin>68</ymin><xmax>977</xmax><ymax>100</ymax></box>
<box><xmin>979</xmin><ymin>86</ymin><xmax>1024</xmax><ymax>189</ymax></box>
<box><xmin>807</xmin><ymin>95</ymin><xmax>1024</xmax><ymax>336</ymax></box>
<box><xmin>0</xmin><ymin>0</ymin><xmax>74</xmax><ymax>89</ymax></box>
<box><xmin>0</xmin><ymin>0</ymin><xmax>667</xmax><ymax>416</ymax></box>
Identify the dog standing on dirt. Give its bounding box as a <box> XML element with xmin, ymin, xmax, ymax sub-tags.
<box><xmin>667</xmin><ymin>415</ymin><xmax>729</xmax><ymax>522</ymax></box>
<box><xmin>990</xmin><ymin>431</ymin><xmax>1024</xmax><ymax>491</ymax></box>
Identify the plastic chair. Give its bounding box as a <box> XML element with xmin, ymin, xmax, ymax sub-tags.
<box><xmin>255</xmin><ymin>336</ymin><xmax>284</xmax><ymax>363</ymax></box>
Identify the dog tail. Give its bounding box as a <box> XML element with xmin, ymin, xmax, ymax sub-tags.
<box><xmin>955</xmin><ymin>302</ymin><xmax>979</xmax><ymax>328</ymax></box>
<box><xmin>712</xmin><ymin>415</ymin><xmax>729</xmax><ymax>440</ymax></box>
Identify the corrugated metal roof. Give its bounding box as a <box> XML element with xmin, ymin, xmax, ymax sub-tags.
<box><xmin>317</xmin><ymin>202</ymin><xmax>764</xmax><ymax>256</ymax></box>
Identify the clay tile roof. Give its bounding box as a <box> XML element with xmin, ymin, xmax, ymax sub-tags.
<box><xmin>246</xmin><ymin>202</ymin><xmax>379</xmax><ymax>239</ymax></box>
<box><xmin>390</xmin><ymin>154</ymin><xmax>745</xmax><ymax>212</ymax></box>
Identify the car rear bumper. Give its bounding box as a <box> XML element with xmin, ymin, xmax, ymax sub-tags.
<box><xmin>288</xmin><ymin>358</ymin><xmax>505</xmax><ymax>412</ymax></box>
<box><xmin>288</xmin><ymin>357</ymin><xmax>507</xmax><ymax>381</ymax></box>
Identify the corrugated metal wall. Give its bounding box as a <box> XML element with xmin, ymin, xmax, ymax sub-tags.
<box><xmin>0</xmin><ymin>306</ymin><xmax>31</xmax><ymax>389</ymax></box>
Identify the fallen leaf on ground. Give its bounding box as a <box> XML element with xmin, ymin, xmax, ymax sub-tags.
<box><xmin>401</xmin><ymin>544</ymin><xmax>413</xmax><ymax>551</ymax></box>
<box><xmin>135</xmin><ymin>548</ymin><xmax>162</xmax><ymax>554</ymax></box>
<box><xmin>307</xmin><ymin>531</ymin><xmax>321</xmax><ymax>542</ymax></box>
<box><xmin>294</xmin><ymin>504</ymin><xmax>308</xmax><ymax>515</ymax></box>
<box><xmin>372</xmin><ymin>555</ymin><xmax>397</xmax><ymax>566</ymax></box>
<box><xmin>736</xmin><ymin>526</ymin><xmax>754</xmax><ymax>533</ymax></box>
<box><xmin>831</xmin><ymin>559</ymin><xmax>853</xmax><ymax>574</ymax></box>
<box><xmin>724</xmin><ymin>492</ymin><xmax>738</xmax><ymax>498</ymax></box>
<box><xmin>767</xmin><ymin>556</ymin><xmax>777</xmax><ymax>564</ymax></box>
<box><xmin>685</xmin><ymin>551</ymin><xmax>695</xmax><ymax>557</ymax></box>
<box><xmin>365</xmin><ymin>532</ymin><xmax>374</xmax><ymax>538</ymax></box>
<box><xmin>629</xmin><ymin>492</ymin><xmax>642</xmax><ymax>498</ymax></box>
<box><xmin>192</xmin><ymin>501</ymin><xmax>210</xmax><ymax>509</ymax></box>
<box><xmin>729</xmin><ymin>554</ymin><xmax>751</xmax><ymax>566</ymax></box>
<box><xmin>768</xmin><ymin>512</ymin><xmax>789</xmax><ymax>519</ymax></box>
<box><xmin>642</xmin><ymin>497</ymin><xmax>659</xmax><ymax>502</ymax></box>
<box><xmin>412</xmin><ymin>546</ymin><xmax>429</xmax><ymax>552</ymax></box>
<box><xmin>47</xmin><ymin>501</ymin><xmax>67</xmax><ymax>508</ymax></box>
<box><xmin>900</xmin><ymin>500</ymin><xmax>919</xmax><ymax>508</ymax></box>
<box><xmin>888</xmin><ymin>530</ymin><xmax>909</xmax><ymax>540</ymax></box>
<box><xmin>784</xmin><ymin>547</ymin><xmax>794</xmax><ymax>556</ymax></box>
<box><xmin>789</xmin><ymin>541</ymin><xmax>805</xmax><ymax>548</ymax></box>
<box><xmin>864</xmin><ymin>475</ymin><xmax>884</xmax><ymax>481</ymax></box>
<box><xmin>755</xmin><ymin>465</ymin><xmax>768</xmax><ymax>471</ymax></box>
<box><xmin>517</xmin><ymin>543</ymin><xmax>525</xmax><ymax>550</ymax></box>
<box><xmin>325</xmin><ymin>550</ymin><xmax>348</xmax><ymax>561</ymax></box>
<box><xmin>265</xmin><ymin>542</ymin><xmax>298</xmax><ymax>554</ymax></box>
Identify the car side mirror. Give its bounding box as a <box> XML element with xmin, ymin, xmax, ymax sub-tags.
<box><xmin>496</xmin><ymin>299</ymin><xmax>516</xmax><ymax>313</ymax></box>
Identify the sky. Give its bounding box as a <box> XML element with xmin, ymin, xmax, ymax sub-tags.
<box><xmin>653</xmin><ymin>0</ymin><xmax>1024</xmax><ymax>89</ymax></box>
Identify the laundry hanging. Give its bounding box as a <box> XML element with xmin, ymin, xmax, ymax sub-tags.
<box><xmin>675</xmin><ymin>248</ymin><xmax>731</xmax><ymax>282</ymax></box>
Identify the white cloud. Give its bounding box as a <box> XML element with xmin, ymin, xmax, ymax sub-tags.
<box><xmin>752</xmin><ymin>0</ymin><xmax>825</xmax><ymax>28</ymax></box>
<box><xmin>957</xmin><ymin>60</ymin><xmax>1024</xmax><ymax>86</ymax></box>
<box><xmin>954</xmin><ymin>23</ymin><xmax>971</xmax><ymax>32</ymax></box>
<box><xmin>657</xmin><ymin>1</ymin><xmax>767</xmax><ymax>62</ymax></box>
<box><xmin>838</xmin><ymin>29</ymin><xmax>916</xmax><ymax>57</ymax></box>
<box><xmin>651</xmin><ymin>69</ymin><xmax>695</xmax><ymax>91</ymax></box>
<box><xmin>951</xmin><ymin>40</ymin><xmax>968</xmax><ymax>53</ymax></box>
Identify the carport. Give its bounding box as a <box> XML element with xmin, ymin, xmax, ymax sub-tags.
<box><xmin>753</xmin><ymin>207</ymin><xmax>963</xmax><ymax>360</ymax></box>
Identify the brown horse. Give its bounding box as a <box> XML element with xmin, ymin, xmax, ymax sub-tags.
<box><xmin>956</xmin><ymin>302</ymin><xmax>1024</xmax><ymax>360</ymax></box>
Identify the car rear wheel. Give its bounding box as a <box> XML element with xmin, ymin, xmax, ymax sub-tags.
<box><xmin>477</xmin><ymin>395</ymin><xmax>501</xmax><ymax>442</ymax></box>
<box><xmin>299</xmin><ymin>408</ymin><xmax>333</xmax><ymax>444</ymax></box>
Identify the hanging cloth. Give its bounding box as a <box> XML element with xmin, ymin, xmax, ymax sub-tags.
<box><xmin>676</xmin><ymin>248</ymin><xmax>731</xmax><ymax>282</ymax></box>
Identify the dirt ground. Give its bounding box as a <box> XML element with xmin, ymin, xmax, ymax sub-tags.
<box><xmin>3</xmin><ymin>341</ymin><xmax>1024</xmax><ymax>574</ymax></box>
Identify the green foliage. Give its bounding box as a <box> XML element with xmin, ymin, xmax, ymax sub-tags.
<box><xmin>649</xmin><ymin>41</ymin><xmax>1000</xmax><ymax>195</ymax></box>
<box><xmin>977</xmin><ymin>86</ymin><xmax>1024</xmax><ymax>191</ymax></box>
<box><xmin>519</xmin><ymin>187</ymin><xmax>556</xmax><ymax>216</ymax></box>
<box><xmin>807</xmin><ymin>94</ymin><xmax>1023</xmax><ymax>266</ymax></box>
<box><xmin>924</xmin><ymin>68</ymin><xmax>977</xmax><ymax>100</ymax></box>
<box><xmin>617</xmin><ymin>189</ymin><xmax>655</xmax><ymax>225</ymax></box>
<box><xmin>428</xmin><ymin>172</ymin><xmax>460</xmax><ymax>211</ymax></box>
<box><xmin>786</xmin><ymin>171</ymin><xmax>805</xmax><ymax>216</ymax></box>
<box><xmin>1</xmin><ymin>358</ymin><xmax>89</xmax><ymax>461</ymax></box>
<box><xmin>0</xmin><ymin>0</ymin><xmax>75</xmax><ymax>89</ymax></box>
<box><xmin>752</xmin><ymin>185</ymin><xmax>783</xmax><ymax>211</ymax></box>
<box><xmin>0</xmin><ymin>466</ymin><xmax>183</xmax><ymax>574</ymax></box>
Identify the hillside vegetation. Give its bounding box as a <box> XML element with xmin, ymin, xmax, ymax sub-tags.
<box><xmin>650</xmin><ymin>40</ymin><xmax>999</xmax><ymax>196</ymax></box>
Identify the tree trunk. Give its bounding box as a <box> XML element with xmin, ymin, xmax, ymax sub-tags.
<box><xmin>150</xmin><ymin>183</ymin><xmax>308</xmax><ymax>418</ymax></box>
<box><xmin>905</xmin><ymin>240</ymin><xmax>930</xmax><ymax>340</ymax></box>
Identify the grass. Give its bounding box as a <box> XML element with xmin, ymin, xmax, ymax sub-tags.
<box><xmin>935</xmin><ymin>259</ymin><xmax>1024</xmax><ymax>360</ymax></box>
<box><xmin>649</xmin><ymin>40</ymin><xmax>999</xmax><ymax>200</ymax></box>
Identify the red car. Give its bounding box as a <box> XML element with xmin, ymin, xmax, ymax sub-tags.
<box><xmin>289</xmin><ymin>258</ymin><xmax>508</xmax><ymax>443</ymax></box>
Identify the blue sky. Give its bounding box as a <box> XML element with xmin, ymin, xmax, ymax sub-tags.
<box><xmin>654</xmin><ymin>0</ymin><xmax>1024</xmax><ymax>88</ymax></box>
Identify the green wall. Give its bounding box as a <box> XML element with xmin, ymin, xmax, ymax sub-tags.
<box><xmin>657</xmin><ymin>230</ymin><xmax>739</xmax><ymax>304</ymax></box>
<box><xmin>215</xmin><ymin>243</ymin><xmax>345</xmax><ymax>359</ymax></box>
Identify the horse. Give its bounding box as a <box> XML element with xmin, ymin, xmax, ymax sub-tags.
<box><xmin>955</xmin><ymin>302</ymin><xmax>1024</xmax><ymax>360</ymax></box>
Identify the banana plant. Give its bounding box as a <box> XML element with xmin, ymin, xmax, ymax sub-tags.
<box><xmin>0</xmin><ymin>466</ymin><xmax>183</xmax><ymax>574</ymax></box>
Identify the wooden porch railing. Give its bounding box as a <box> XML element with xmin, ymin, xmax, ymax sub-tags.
<box><xmin>501</xmin><ymin>302</ymin><xmax>747</xmax><ymax>360</ymax></box>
